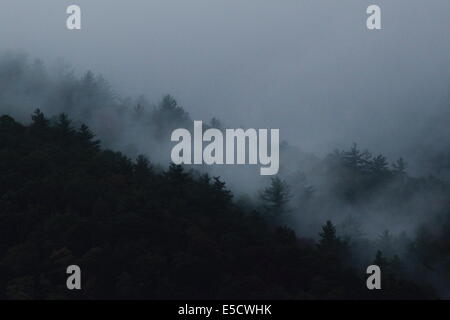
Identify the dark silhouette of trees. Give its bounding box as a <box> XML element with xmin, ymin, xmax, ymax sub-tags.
<box><xmin>151</xmin><ymin>95</ymin><xmax>191</xmax><ymax>140</ymax></box>
<box><xmin>0</xmin><ymin>112</ymin><xmax>439</xmax><ymax>300</ymax></box>
<box><xmin>318</xmin><ymin>221</ymin><xmax>338</xmax><ymax>248</ymax></box>
<box><xmin>260</xmin><ymin>177</ymin><xmax>292</xmax><ymax>221</ymax></box>
<box><xmin>343</xmin><ymin>143</ymin><xmax>371</xmax><ymax>170</ymax></box>
<box><xmin>31</xmin><ymin>109</ymin><xmax>49</xmax><ymax>128</ymax></box>
<box><xmin>317</xmin><ymin>221</ymin><xmax>349</xmax><ymax>260</ymax></box>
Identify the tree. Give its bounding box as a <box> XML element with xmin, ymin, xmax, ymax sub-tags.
<box><xmin>0</xmin><ymin>115</ymin><xmax>23</xmax><ymax>134</ymax></box>
<box><xmin>0</xmin><ymin>111</ymin><xmax>437</xmax><ymax>300</ymax></box>
<box><xmin>81</xmin><ymin>71</ymin><xmax>96</xmax><ymax>94</ymax></box>
<box><xmin>370</xmin><ymin>154</ymin><xmax>389</xmax><ymax>174</ymax></box>
<box><xmin>317</xmin><ymin>220</ymin><xmax>349</xmax><ymax>261</ymax></box>
<box><xmin>212</xmin><ymin>176</ymin><xmax>233</xmax><ymax>204</ymax></box>
<box><xmin>209</xmin><ymin>117</ymin><xmax>224</xmax><ymax>130</ymax></box>
<box><xmin>373</xmin><ymin>250</ymin><xmax>389</xmax><ymax>269</ymax></box>
<box><xmin>151</xmin><ymin>95</ymin><xmax>190</xmax><ymax>140</ymax></box>
<box><xmin>392</xmin><ymin>157</ymin><xmax>407</xmax><ymax>176</ymax></box>
<box><xmin>343</xmin><ymin>143</ymin><xmax>371</xmax><ymax>171</ymax></box>
<box><xmin>318</xmin><ymin>221</ymin><xmax>338</xmax><ymax>250</ymax></box>
<box><xmin>259</xmin><ymin>177</ymin><xmax>292</xmax><ymax>219</ymax></box>
<box><xmin>157</xmin><ymin>95</ymin><xmax>189</xmax><ymax>123</ymax></box>
<box><xmin>31</xmin><ymin>109</ymin><xmax>49</xmax><ymax>129</ymax></box>
<box><xmin>163</xmin><ymin>163</ymin><xmax>192</xmax><ymax>198</ymax></box>
<box><xmin>377</xmin><ymin>230</ymin><xmax>394</xmax><ymax>257</ymax></box>
<box><xmin>56</xmin><ymin>113</ymin><xmax>74</xmax><ymax>136</ymax></box>
<box><xmin>134</xmin><ymin>154</ymin><xmax>152</xmax><ymax>184</ymax></box>
<box><xmin>78</xmin><ymin>123</ymin><xmax>100</xmax><ymax>149</ymax></box>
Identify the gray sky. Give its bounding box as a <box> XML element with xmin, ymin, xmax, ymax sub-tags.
<box><xmin>1</xmin><ymin>0</ymin><xmax>449</xmax><ymax>165</ymax></box>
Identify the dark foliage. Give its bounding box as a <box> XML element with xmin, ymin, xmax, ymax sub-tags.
<box><xmin>0</xmin><ymin>112</ymin><xmax>434</xmax><ymax>299</ymax></box>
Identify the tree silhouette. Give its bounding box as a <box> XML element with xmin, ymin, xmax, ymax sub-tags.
<box><xmin>0</xmin><ymin>112</ymin><xmax>438</xmax><ymax>300</ymax></box>
<box><xmin>318</xmin><ymin>220</ymin><xmax>339</xmax><ymax>250</ymax></box>
<box><xmin>392</xmin><ymin>157</ymin><xmax>407</xmax><ymax>176</ymax></box>
<box><xmin>260</xmin><ymin>177</ymin><xmax>292</xmax><ymax>220</ymax></box>
<box><xmin>343</xmin><ymin>143</ymin><xmax>371</xmax><ymax>170</ymax></box>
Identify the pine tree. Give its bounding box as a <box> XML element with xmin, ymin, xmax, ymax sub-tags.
<box><xmin>31</xmin><ymin>108</ymin><xmax>49</xmax><ymax>129</ymax></box>
<box><xmin>164</xmin><ymin>163</ymin><xmax>191</xmax><ymax>189</ymax></box>
<box><xmin>343</xmin><ymin>143</ymin><xmax>371</xmax><ymax>171</ymax></box>
<box><xmin>213</xmin><ymin>176</ymin><xmax>232</xmax><ymax>203</ymax></box>
<box><xmin>56</xmin><ymin>113</ymin><xmax>73</xmax><ymax>135</ymax></box>
<box><xmin>317</xmin><ymin>220</ymin><xmax>349</xmax><ymax>260</ymax></box>
<box><xmin>260</xmin><ymin>177</ymin><xmax>291</xmax><ymax>218</ymax></box>
<box><xmin>370</xmin><ymin>154</ymin><xmax>389</xmax><ymax>174</ymax></box>
<box><xmin>318</xmin><ymin>220</ymin><xmax>338</xmax><ymax>250</ymax></box>
<box><xmin>78</xmin><ymin>124</ymin><xmax>100</xmax><ymax>148</ymax></box>
<box><xmin>392</xmin><ymin>157</ymin><xmax>407</xmax><ymax>176</ymax></box>
<box><xmin>373</xmin><ymin>250</ymin><xmax>389</xmax><ymax>269</ymax></box>
<box><xmin>134</xmin><ymin>154</ymin><xmax>153</xmax><ymax>184</ymax></box>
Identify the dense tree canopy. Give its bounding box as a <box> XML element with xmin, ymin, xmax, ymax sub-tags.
<box><xmin>0</xmin><ymin>111</ymin><xmax>436</xmax><ymax>299</ymax></box>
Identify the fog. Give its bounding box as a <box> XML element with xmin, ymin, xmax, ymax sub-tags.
<box><xmin>0</xmin><ymin>0</ymin><xmax>450</xmax><ymax>297</ymax></box>
<box><xmin>1</xmin><ymin>0</ymin><xmax>449</xmax><ymax>170</ymax></box>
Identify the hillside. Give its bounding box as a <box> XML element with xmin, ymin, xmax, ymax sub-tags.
<box><xmin>0</xmin><ymin>111</ymin><xmax>433</xmax><ymax>299</ymax></box>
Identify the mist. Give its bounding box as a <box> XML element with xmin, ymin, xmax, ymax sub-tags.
<box><xmin>1</xmin><ymin>0</ymin><xmax>449</xmax><ymax>164</ymax></box>
<box><xmin>0</xmin><ymin>0</ymin><xmax>450</xmax><ymax>298</ymax></box>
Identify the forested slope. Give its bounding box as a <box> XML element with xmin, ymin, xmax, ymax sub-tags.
<box><xmin>0</xmin><ymin>111</ymin><xmax>433</xmax><ymax>299</ymax></box>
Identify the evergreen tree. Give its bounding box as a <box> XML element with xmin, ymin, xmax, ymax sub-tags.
<box><xmin>78</xmin><ymin>123</ymin><xmax>100</xmax><ymax>149</ymax></box>
<box><xmin>318</xmin><ymin>220</ymin><xmax>339</xmax><ymax>251</ymax></box>
<box><xmin>31</xmin><ymin>108</ymin><xmax>49</xmax><ymax>129</ymax></box>
<box><xmin>392</xmin><ymin>157</ymin><xmax>407</xmax><ymax>176</ymax></box>
<box><xmin>373</xmin><ymin>250</ymin><xmax>389</xmax><ymax>269</ymax></box>
<box><xmin>134</xmin><ymin>154</ymin><xmax>153</xmax><ymax>184</ymax></box>
<box><xmin>56</xmin><ymin>113</ymin><xmax>73</xmax><ymax>135</ymax></box>
<box><xmin>260</xmin><ymin>177</ymin><xmax>292</xmax><ymax>219</ymax></box>
<box><xmin>370</xmin><ymin>154</ymin><xmax>389</xmax><ymax>174</ymax></box>
<box><xmin>343</xmin><ymin>143</ymin><xmax>371</xmax><ymax>170</ymax></box>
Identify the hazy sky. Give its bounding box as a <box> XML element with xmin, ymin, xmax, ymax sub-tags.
<box><xmin>0</xmin><ymin>0</ymin><xmax>449</xmax><ymax>164</ymax></box>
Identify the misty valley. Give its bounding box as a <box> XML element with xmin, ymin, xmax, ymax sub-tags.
<box><xmin>0</xmin><ymin>52</ymin><xmax>448</xmax><ymax>300</ymax></box>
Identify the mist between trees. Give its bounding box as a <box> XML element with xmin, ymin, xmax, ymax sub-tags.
<box><xmin>0</xmin><ymin>52</ymin><xmax>449</xmax><ymax>298</ymax></box>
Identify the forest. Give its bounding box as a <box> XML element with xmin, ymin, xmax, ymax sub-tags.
<box><xmin>0</xmin><ymin>53</ymin><xmax>449</xmax><ymax>299</ymax></box>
